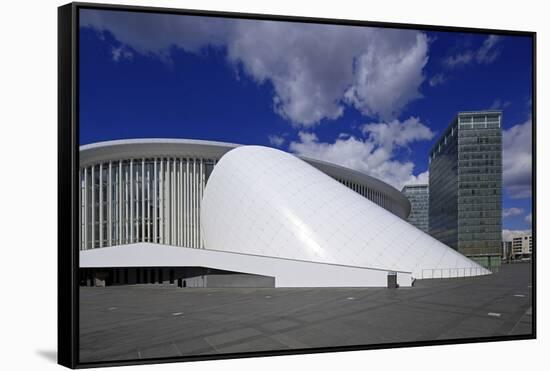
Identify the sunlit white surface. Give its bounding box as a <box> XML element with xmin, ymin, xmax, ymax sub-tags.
<box><xmin>80</xmin><ymin>243</ymin><xmax>413</xmax><ymax>287</ymax></box>
<box><xmin>201</xmin><ymin>145</ymin><xmax>490</xmax><ymax>279</ymax></box>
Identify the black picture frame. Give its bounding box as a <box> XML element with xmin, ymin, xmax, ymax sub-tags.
<box><xmin>58</xmin><ymin>2</ymin><xmax>536</xmax><ymax>368</ymax></box>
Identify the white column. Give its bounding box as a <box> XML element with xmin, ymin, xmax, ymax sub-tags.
<box><xmin>176</xmin><ymin>159</ymin><xmax>179</xmax><ymax>245</ymax></box>
<box><xmin>193</xmin><ymin>159</ymin><xmax>197</xmax><ymax>248</ymax></box>
<box><xmin>187</xmin><ymin>159</ymin><xmax>191</xmax><ymax>247</ymax></box>
<box><xmin>189</xmin><ymin>159</ymin><xmax>195</xmax><ymax>247</ymax></box>
<box><xmin>83</xmin><ymin>168</ymin><xmax>87</xmax><ymax>250</ymax></box>
<box><xmin>199</xmin><ymin>158</ymin><xmax>204</xmax><ymax>248</ymax></box>
<box><xmin>147</xmin><ymin>162</ymin><xmax>151</xmax><ymax>242</ymax></box>
<box><xmin>185</xmin><ymin>159</ymin><xmax>190</xmax><ymax>247</ymax></box>
<box><xmin>175</xmin><ymin>159</ymin><xmax>179</xmax><ymax>245</ymax></box>
<box><xmin>108</xmin><ymin>162</ymin><xmax>112</xmax><ymax>246</ymax></box>
<box><xmin>168</xmin><ymin>159</ymin><xmax>175</xmax><ymax>245</ymax></box>
<box><xmin>141</xmin><ymin>158</ymin><xmax>145</xmax><ymax>243</ymax></box>
<box><xmin>91</xmin><ymin>165</ymin><xmax>95</xmax><ymax>249</ymax></box>
<box><xmin>197</xmin><ymin>159</ymin><xmax>201</xmax><ymax>248</ymax></box>
<box><xmin>166</xmin><ymin>158</ymin><xmax>170</xmax><ymax>244</ymax></box>
<box><xmin>178</xmin><ymin>158</ymin><xmax>183</xmax><ymax>246</ymax></box>
<box><xmin>174</xmin><ymin>161</ymin><xmax>181</xmax><ymax>246</ymax></box>
<box><xmin>165</xmin><ymin>158</ymin><xmax>169</xmax><ymax>244</ymax></box>
<box><xmin>184</xmin><ymin>159</ymin><xmax>189</xmax><ymax>247</ymax></box>
<box><xmin>171</xmin><ymin>159</ymin><xmax>175</xmax><ymax>244</ymax></box>
<box><xmin>159</xmin><ymin>159</ymin><xmax>164</xmax><ymax>244</ymax></box>
<box><xmin>79</xmin><ymin>169</ymin><xmax>82</xmax><ymax>250</ymax></box>
<box><xmin>172</xmin><ymin>158</ymin><xmax>179</xmax><ymax>245</ymax></box>
<box><xmin>118</xmin><ymin>161</ymin><xmax>122</xmax><ymax>245</ymax></box>
<box><xmin>153</xmin><ymin>159</ymin><xmax>157</xmax><ymax>243</ymax></box>
<box><xmin>124</xmin><ymin>165</ymin><xmax>129</xmax><ymax>244</ymax></box>
<box><xmin>129</xmin><ymin>160</ymin><xmax>134</xmax><ymax>243</ymax></box>
<box><xmin>99</xmin><ymin>163</ymin><xmax>103</xmax><ymax>248</ymax></box>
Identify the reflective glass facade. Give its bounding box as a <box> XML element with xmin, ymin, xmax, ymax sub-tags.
<box><xmin>429</xmin><ymin>111</ymin><xmax>502</xmax><ymax>268</ymax></box>
<box><xmin>401</xmin><ymin>184</ymin><xmax>429</xmax><ymax>232</ymax></box>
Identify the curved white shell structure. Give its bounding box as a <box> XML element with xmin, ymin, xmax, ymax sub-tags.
<box><xmin>201</xmin><ymin>146</ymin><xmax>490</xmax><ymax>280</ymax></box>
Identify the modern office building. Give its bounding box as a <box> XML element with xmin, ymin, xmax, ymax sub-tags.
<box><xmin>501</xmin><ymin>240</ymin><xmax>513</xmax><ymax>262</ymax></box>
<box><xmin>511</xmin><ymin>233</ymin><xmax>532</xmax><ymax>260</ymax></box>
<box><xmin>401</xmin><ymin>184</ymin><xmax>429</xmax><ymax>232</ymax></box>
<box><xmin>429</xmin><ymin>111</ymin><xmax>502</xmax><ymax>270</ymax></box>
<box><xmin>79</xmin><ymin>139</ymin><xmax>490</xmax><ymax>288</ymax></box>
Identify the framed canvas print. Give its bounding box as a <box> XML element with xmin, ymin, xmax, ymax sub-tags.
<box><xmin>58</xmin><ymin>2</ymin><xmax>536</xmax><ymax>368</ymax></box>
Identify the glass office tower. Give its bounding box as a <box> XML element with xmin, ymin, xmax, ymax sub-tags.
<box><xmin>401</xmin><ymin>184</ymin><xmax>429</xmax><ymax>232</ymax></box>
<box><xmin>429</xmin><ymin>111</ymin><xmax>502</xmax><ymax>270</ymax></box>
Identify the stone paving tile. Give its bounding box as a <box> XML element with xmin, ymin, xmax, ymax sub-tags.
<box><xmin>79</xmin><ymin>263</ymin><xmax>533</xmax><ymax>363</ymax></box>
<box><xmin>204</xmin><ymin>328</ymin><xmax>263</xmax><ymax>347</ymax></box>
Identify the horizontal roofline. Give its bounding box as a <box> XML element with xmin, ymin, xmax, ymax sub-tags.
<box><xmin>457</xmin><ymin>110</ymin><xmax>503</xmax><ymax>115</ymax></box>
<box><xmin>429</xmin><ymin>110</ymin><xmax>502</xmax><ymax>155</ymax></box>
<box><xmin>401</xmin><ymin>184</ymin><xmax>428</xmax><ymax>192</ymax></box>
<box><xmin>79</xmin><ymin>138</ymin><xmax>411</xmax><ymax>217</ymax></box>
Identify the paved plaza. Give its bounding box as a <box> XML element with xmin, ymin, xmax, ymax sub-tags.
<box><xmin>79</xmin><ymin>262</ymin><xmax>533</xmax><ymax>363</ymax></box>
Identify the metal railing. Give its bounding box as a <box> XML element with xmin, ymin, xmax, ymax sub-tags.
<box><xmin>420</xmin><ymin>266</ymin><xmax>496</xmax><ymax>279</ymax></box>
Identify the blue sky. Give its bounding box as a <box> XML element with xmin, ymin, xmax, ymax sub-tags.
<box><xmin>79</xmin><ymin>9</ymin><xmax>533</xmax><ymax>234</ymax></box>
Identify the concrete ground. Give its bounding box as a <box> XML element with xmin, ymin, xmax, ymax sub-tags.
<box><xmin>79</xmin><ymin>262</ymin><xmax>533</xmax><ymax>363</ymax></box>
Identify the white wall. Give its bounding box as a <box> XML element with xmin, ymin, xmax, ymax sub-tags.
<box><xmin>1</xmin><ymin>1</ymin><xmax>547</xmax><ymax>371</ymax></box>
<box><xmin>202</xmin><ymin>146</ymin><xmax>488</xmax><ymax>279</ymax></box>
<box><xmin>80</xmin><ymin>243</ymin><xmax>413</xmax><ymax>287</ymax></box>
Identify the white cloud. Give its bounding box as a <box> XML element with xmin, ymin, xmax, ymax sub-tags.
<box><xmin>429</xmin><ymin>73</ymin><xmax>446</xmax><ymax>87</ymax></box>
<box><xmin>444</xmin><ymin>51</ymin><xmax>474</xmax><ymax>68</ymax></box>
<box><xmin>80</xmin><ymin>11</ymin><xmax>231</xmax><ymax>59</ymax></box>
<box><xmin>503</xmin><ymin>120</ymin><xmax>532</xmax><ymax>199</ymax></box>
<box><xmin>342</xmin><ymin>31</ymin><xmax>428</xmax><ymax>121</ymax></box>
<box><xmin>81</xmin><ymin>10</ymin><xmax>429</xmax><ymax>126</ymax></box>
<box><xmin>489</xmin><ymin>99</ymin><xmax>510</xmax><ymax>110</ymax></box>
<box><xmin>525</xmin><ymin>213</ymin><xmax>532</xmax><ymax>224</ymax></box>
<box><xmin>502</xmin><ymin>229</ymin><xmax>531</xmax><ymax>242</ymax></box>
<box><xmin>502</xmin><ymin>207</ymin><xmax>524</xmax><ymax>218</ymax></box>
<box><xmin>443</xmin><ymin>35</ymin><xmax>501</xmax><ymax>68</ymax></box>
<box><xmin>289</xmin><ymin>117</ymin><xmax>433</xmax><ymax>190</ymax></box>
<box><xmin>476</xmin><ymin>35</ymin><xmax>501</xmax><ymax>64</ymax></box>
<box><xmin>268</xmin><ymin>134</ymin><xmax>285</xmax><ymax>147</ymax></box>
<box><xmin>111</xmin><ymin>45</ymin><xmax>133</xmax><ymax>62</ymax></box>
<box><xmin>361</xmin><ymin>116</ymin><xmax>434</xmax><ymax>148</ymax></box>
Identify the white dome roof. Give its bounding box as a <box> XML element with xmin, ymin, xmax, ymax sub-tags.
<box><xmin>201</xmin><ymin>145</ymin><xmax>490</xmax><ymax>279</ymax></box>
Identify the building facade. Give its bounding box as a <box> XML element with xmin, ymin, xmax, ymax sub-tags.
<box><xmin>429</xmin><ymin>111</ymin><xmax>502</xmax><ymax>270</ymax></box>
<box><xmin>401</xmin><ymin>184</ymin><xmax>429</xmax><ymax>232</ymax></box>
<box><xmin>79</xmin><ymin>139</ymin><xmax>490</xmax><ymax>287</ymax></box>
<box><xmin>511</xmin><ymin>233</ymin><xmax>532</xmax><ymax>260</ymax></box>
<box><xmin>79</xmin><ymin>139</ymin><xmax>411</xmax><ymax>252</ymax></box>
<box><xmin>501</xmin><ymin>240</ymin><xmax>513</xmax><ymax>262</ymax></box>
<box><xmin>201</xmin><ymin>146</ymin><xmax>489</xmax><ymax>281</ymax></box>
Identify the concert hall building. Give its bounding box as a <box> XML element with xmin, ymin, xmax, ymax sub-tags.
<box><xmin>79</xmin><ymin>139</ymin><xmax>489</xmax><ymax>288</ymax></box>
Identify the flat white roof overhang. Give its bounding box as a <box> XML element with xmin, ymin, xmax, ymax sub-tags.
<box><xmin>80</xmin><ymin>243</ymin><xmax>413</xmax><ymax>288</ymax></box>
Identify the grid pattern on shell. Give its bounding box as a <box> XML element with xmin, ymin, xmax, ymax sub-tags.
<box><xmin>201</xmin><ymin>146</ymin><xmax>488</xmax><ymax>277</ymax></box>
